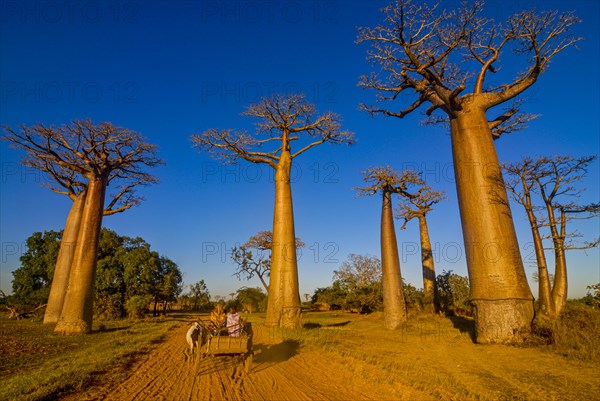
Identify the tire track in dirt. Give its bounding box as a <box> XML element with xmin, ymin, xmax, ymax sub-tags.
<box><xmin>102</xmin><ymin>322</ymin><xmax>377</xmax><ymax>401</ymax></box>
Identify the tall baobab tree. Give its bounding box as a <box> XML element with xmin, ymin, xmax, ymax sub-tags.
<box><xmin>192</xmin><ymin>94</ymin><xmax>354</xmax><ymax>328</ymax></box>
<box><xmin>231</xmin><ymin>230</ymin><xmax>304</xmax><ymax>294</ymax></box>
<box><xmin>5</xmin><ymin>154</ymin><xmax>151</xmax><ymax>325</ymax></box>
<box><xmin>396</xmin><ymin>171</ymin><xmax>445</xmax><ymax>313</ymax></box>
<box><xmin>40</xmin><ymin>165</ymin><xmax>147</xmax><ymax>324</ymax></box>
<box><xmin>357</xmin><ymin>0</ymin><xmax>581</xmax><ymax>343</ymax></box>
<box><xmin>3</xmin><ymin>120</ymin><xmax>162</xmax><ymax>334</ymax></box>
<box><xmin>356</xmin><ymin>166</ymin><xmax>408</xmax><ymax>329</ymax></box>
<box><xmin>505</xmin><ymin>155</ymin><xmax>598</xmax><ymax>317</ymax></box>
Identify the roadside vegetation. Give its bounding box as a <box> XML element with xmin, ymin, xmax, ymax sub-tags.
<box><xmin>2</xmin><ymin>293</ymin><xmax>599</xmax><ymax>401</ymax></box>
<box><xmin>0</xmin><ymin>315</ymin><xmax>180</xmax><ymax>401</ymax></box>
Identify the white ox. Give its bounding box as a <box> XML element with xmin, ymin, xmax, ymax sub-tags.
<box><xmin>185</xmin><ymin>321</ymin><xmax>207</xmax><ymax>362</ymax></box>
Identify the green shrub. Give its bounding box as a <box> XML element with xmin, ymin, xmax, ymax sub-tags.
<box><xmin>125</xmin><ymin>295</ymin><xmax>150</xmax><ymax>319</ymax></box>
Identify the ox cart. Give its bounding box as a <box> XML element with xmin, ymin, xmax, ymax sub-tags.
<box><xmin>199</xmin><ymin>321</ymin><xmax>254</xmax><ymax>373</ymax></box>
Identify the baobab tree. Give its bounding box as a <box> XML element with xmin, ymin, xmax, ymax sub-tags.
<box><xmin>504</xmin><ymin>155</ymin><xmax>598</xmax><ymax>317</ymax></box>
<box><xmin>357</xmin><ymin>0</ymin><xmax>581</xmax><ymax>343</ymax></box>
<box><xmin>1</xmin><ymin>155</ymin><xmax>151</xmax><ymax>324</ymax></box>
<box><xmin>192</xmin><ymin>94</ymin><xmax>354</xmax><ymax>328</ymax></box>
<box><xmin>502</xmin><ymin>158</ymin><xmax>555</xmax><ymax>317</ymax></box>
<box><xmin>231</xmin><ymin>230</ymin><xmax>305</xmax><ymax>294</ymax></box>
<box><xmin>396</xmin><ymin>170</ymin><xmax>445</xmax><ymax>313</ymax></box>
<box><xmin>356</xmin><ymin>166</ymin><xmax>408</xmax><ymax>329</ymax></box>
<box><xmin>3</xmin><ymin>120</ymin><xmax>162</xmax><ymax>334</ymax></box>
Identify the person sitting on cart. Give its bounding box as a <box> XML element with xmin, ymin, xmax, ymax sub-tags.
<box><xmin>209</xmin><ymin>302</ymin><xmax>226</xmax><ymax>335</ymax></box>
<box><xmin>226</xmin><ymin>306</ymin><xmax>243</xmax><ymax>337</ymax></box>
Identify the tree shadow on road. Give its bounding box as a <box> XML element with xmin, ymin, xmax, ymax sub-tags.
<box><xmin>255</xmin><ymin>340</ymin><xmax>300</xmax><ymax>363</ymax></box>
<box><xmin>249</xmin><ymin>340</ymin><xmax>300</xmax><ymax>373</ymax></box>
<box><xmin>196</xmin><ymin>354</ymin><xmax>244</xmax><ymax>375</ymax></box>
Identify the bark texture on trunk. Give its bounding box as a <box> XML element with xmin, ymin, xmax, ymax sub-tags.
<box><xmin>55</xmin><ymin>177</ymin><xmax>107</xmax><ymax>334</ymax></box>
<box><xmin>418</xmin><ymin>215</ymin><xmax>437</xmax><ymax>313</ymax></box>
<box><xmin>43</xmin><ymin>193</ymin><xmax>85</xmax><ymax>324</ymax></box>
<box><xmin>450</xmin><ymin>106</ymin><xmax>533</xmax><ymax>343</ymax></box>
<box><xmin>265</xmin><ymin>151</ymin><xmax>301</xmax><ymax>328</ymax></box>
<box><xmin>381</xmin><ymin>191</ymin><xmax>407</xmax><ymax>329</ymax></box>
<box><xmin>550</xmin><ymin>207</ymin><xmax>567</xmax><ymax>316</ymax></box>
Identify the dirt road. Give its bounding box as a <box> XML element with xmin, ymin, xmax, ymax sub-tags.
<box><xmin>66</xmin><ymin>314</ymin><xmax>599</xmax><ymax>401</ymax></box>
<box><xmin>99</xmin><ymin>322</ymin><xmax>379</xmax><ymax>401</ymax></box>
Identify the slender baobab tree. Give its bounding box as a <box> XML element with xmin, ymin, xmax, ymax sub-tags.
<box><xmin>396</xmin><ymin>170</ymin><xmax>445</xmax><ymax>313</ymax></box>
<box><xmin>504</xmin><ymin>155</ymin><xmax>598</xmax><ymax>317</ymax></box>
<box><xmin>192</xmin><ymin>94</ymin><xmax>354</xmax><ymax>328</ymax></box>
<box><xmin>3</xmin><ymin>120</ymin><xmax>162</xmax><ymax>334</ymax></box>
<box><xmin>357</xmin><ymin>0</ymin><xmax>581</xmax><ymax>343</ymax></box>
<box><xmin>505</xmin><ymin>155</ymin><xmax>598</xmax><ymax>317</ymax></box>
<box><xmin>356</xmin><ymin>166</ymin><xmax>408</xmax><ymax>329</ymax></box>
<box><xmin>503</xmin><ymin>158</ymin><xmax>555</xmax><ymax>317</ymax></box>
<box><xmin>535</xmin><ymin>155</ymin><xmax>597</xmax><ymax>316</ymax></box>
<box><xmin>231</xmin><ymin>230</ymin><xmax>305</xmax><ymax>294</ymax></box>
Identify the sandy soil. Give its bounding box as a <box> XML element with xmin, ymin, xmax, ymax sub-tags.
<box><xmin>89</xmin><ymin>323</ymin><xmax>380</xmax><ymax>401</ymax></box>
<box><xmin>63</xmin><ymin>316</ymin><xmax>600</xmax><ymax>401</ymax></box>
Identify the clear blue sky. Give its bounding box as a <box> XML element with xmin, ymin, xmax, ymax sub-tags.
<box><xmin>1</xmin><ymin>0</ymin><xmax>598</xmax><ymax>300</ymax></box>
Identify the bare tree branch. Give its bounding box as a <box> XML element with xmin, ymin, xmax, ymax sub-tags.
<box><xmin>357</xmin><ymin>0</ymin><xmax>581</xmax><ymax>122</ymax></box>
<box><xmin>192</xmin><ymin>94</ymin><xmax>355</xmax><ymax>168</ymax></box>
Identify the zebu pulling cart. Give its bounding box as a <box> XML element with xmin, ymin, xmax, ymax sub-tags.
<box><xmin>199</xmin><ymin>321</ymin><xmax>253</xmax><ymax>373</ymax></box>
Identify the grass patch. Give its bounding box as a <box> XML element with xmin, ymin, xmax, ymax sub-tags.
<box><xmin>528</xmin><ymin>302</ymin><xmax>600</xmax><ymax>362</ymax></box>
<box><xmin>0</xmin><ymin>315</ymin><xmax>180</xmax><ymax>401</ymax></box>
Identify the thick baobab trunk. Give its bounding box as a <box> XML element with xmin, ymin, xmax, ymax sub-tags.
<box><xmin>549</xmin><ymin>206</ymin><xmax>567</xmax><ymax>316</ymax></box>
<box><xmin>381</xmin><ymin>191</ymin><xmax>407</xmax><ymax>329</ymax></box>
<box><xmin>43</xmin><ymin>193</ymin><xmax>86</xmax><ymax>324</ymax></box>
<box><xmin>450</xmin><ymin>108</ymin><xmax>533</xmax><ymax>343</ymax></box>
<box><xmin>523</xmin><ymin>204</ymin><xmax>555</xmax><ymax>318</ymax></box>
<box><xmin>55</xmin><ymin>177</ymin><xmax>107</xmax><ymax>334</ymax></box>
<box><xmin>265</xmin><ymin>151</ymin><xmax>301</xmax><ymax>328</ymax></box>
<box><xmin>418</xmin><ymin>215</ymin><xmax>437</xmax><ymax>313</ymax></box>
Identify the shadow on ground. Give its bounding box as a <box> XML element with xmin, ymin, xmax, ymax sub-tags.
<box><xmin>92</xmin><ymin>326</ymin><xmax>132</xmax><ymax>334</ymax></box>
<box><xmin>303</xmin><ymin>321</ymin><xmax>351</xmax><ymax>330</ymax></box>
<box><xmin>448</xmin><ymin>315</ymin><xmax>476</xmax><ymax>343</ymax></box>
<box><xmin>254</xmin><ymin>340</ymin><xmax>300</xmax><ymax>364</ymax></box>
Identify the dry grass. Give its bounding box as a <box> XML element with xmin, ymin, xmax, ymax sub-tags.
<box><xmin>2</xmin><ymin>307</ymin><xmax>599</xmax><ymax>401</ymax></box>
<box><xmin>246</xmin><ymin>309</ymin><xmax>600</xmax><ymax>400</ymax></box>
<box><xmin>528</xmin><ymin>302</ymin><xmax>600</xmax><ymax>362</ymax></box>
<box><xmin>0</xmin><ymin>315</ymin><xmax>180</xmax><ymax>401</ymax></box>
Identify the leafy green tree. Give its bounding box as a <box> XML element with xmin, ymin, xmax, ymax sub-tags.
<box><xmin>436</xmin><ymin>270</ymin><xmax>470</xmax><ymax>316</ymax></box>
<box><xmin>581</xmin><ymin>284</ymin><xmax>600</xmax><ymax>309</ymax></box>
<box><xmin>235</xmin><ymin>287</ymin><xmax>267</xmax><ymax>313</ymax></box>
<box><xmin>11</xmin><ymin>231</ymin><xmax>61</xmax><ymax>305</ymax></box>
<box><xmin>10</xmin><ymin>229</ymin><xmax>182</xmax><ymax>318</ymax></box>
<box><xmin>333</xmin><ymin>254</ymin><xmax>384</xmax><ymax>314</ymax></box>
<box><xmin>311</xmin><ymin>281</ymin><xmax>348</xmax><ymax>310</ymax></box>
<box><xmin>154</xmin><ymin>256</ymin><xmax>183</xmax><ymax>315</ymax></box>
<box><xmin>125</xmin><ymin>295</ymin><xmax>151</xmax><ymax>319</ymax></box>
<box><xmin>95</xmin><ymin>230</ymin><xmax>127</xmax><ymax>319</ymax></box>
<box><xmin>402</xmin><ymin>280</ymin><xmax>425</xmax><ymax>312</ymax></box>
<box><xmin>189</xmin><ymin>280</ymin><xmax>210</xmax><ymax>310</ymax></box>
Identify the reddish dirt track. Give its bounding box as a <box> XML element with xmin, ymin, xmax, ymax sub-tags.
<box><xmin>98</xmin><ymin>322</ymin><xmax>377</xmax><ymax>401</ymax></box>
